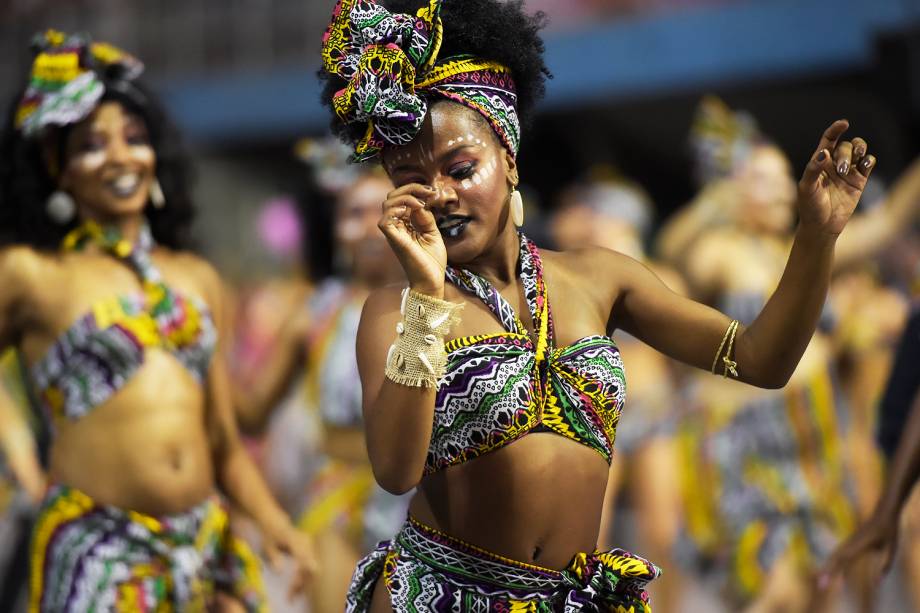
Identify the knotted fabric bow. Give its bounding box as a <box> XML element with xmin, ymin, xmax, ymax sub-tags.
<box><xmin>15</xmin><ymin>29</ymin><xmax>143</xmax><ymax>137</ymax></box>
<box><xmin>322</xmin><ymin>0</ymin><xmax>521</xmax><ymax>162</ymax></box>
<box><xmin>561</xmin><ymin>549</ymin><xmax>661</xmax><ymax>612</ymax></box>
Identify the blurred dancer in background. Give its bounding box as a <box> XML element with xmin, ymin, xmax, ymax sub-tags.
<box><xmin>0</xmin><ymin>30</ymin><xmax>314</xmax><ymax>611</ymax></box>
<box><xmin>660</xmin><ymin>97</ymin><xmax>920</xmax><ymax>612</ymax></box>
<box><xmin>825</xmin><ymin>293</ymin><xmax>920</xmax><ymax>609</ymax></box>
<box><xmin>235</xmin><ymin>139</ymin><xmax>407</xmax><ymax>612</ymax></box>
<box><xmin>550</xmin><ymin>171</ymin><xmax>686</xmax><ymax>612</ymax></box>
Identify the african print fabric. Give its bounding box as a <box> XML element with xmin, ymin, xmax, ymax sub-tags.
<box><xmin>678</xmin><ymin>367</ymin><xmax>854</xmax><ymax>601</ymax></box>
<box><xmin>427</xmin><ymin>232</ymin><xmax>625</xmax><ymax>474</ymax></box>
<box><xmin>29</xmin><ymin>485</ymin><xmax>266</xmax><ymax>613</ymax></box>
<box><xmin>30</xmin><ymin>221</ymin><xmax>217</xmax><ymax>424</ymax></box>
<box><xmin>346</xmin><ymin>515</ymin><xmax>660</xmax><ymax>612</ymax></box>
<box><xmin>297</xmin><ymin>457</ymin><xmax>375</xmax><ymax>541</ymax></box>
<box><xmin>15</xmin><ymin>30</ymin><xmax>143</xmax><ymax>136</ymax></box>
<box><xmin>322</xmin><ymin>0</ymin><xmax>520</xmax><ymax>161</ymax></box>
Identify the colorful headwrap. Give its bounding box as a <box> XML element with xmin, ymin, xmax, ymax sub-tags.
<box><xmin>322</xmin><ymin>0</ymin><xmax>521</xmax><ymax>162</ymax></box>
<box><xmin>15</xmin><ymin>29</ymin><xmax>143</xmax><ymax>137</ymax></box>
<box><xmin>690</xmin><ymin>95</ymin><xmax>762</xmax><ymax>186</ymax></box>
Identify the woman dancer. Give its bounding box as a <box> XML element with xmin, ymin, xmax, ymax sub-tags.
<box><xmin>0</xmin><ymin>30</ymin><xmax>313</xmax><ymax>611</ymax></box>
<box><xmin>664</xmin><ymin>100</ymin><xmax>920</xmax><ymax>612</ymax></box>
<box><xmin>319</xmin><ymin>1</ymin><xmax>875</xmax><ymax>609</ymax></box>
<box><xmin>237</xmin><ymin>157</ymin><xmax>408</xmax><ymax>612</ymax></box>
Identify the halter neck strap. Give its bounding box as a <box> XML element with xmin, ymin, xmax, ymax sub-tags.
<box><xmin>61</xmin><ymin>220</ymin><xmax>161</xmax><ymax>284</ymax></box>
<box><xmin>445</xmin><ymin>233</ymin><xmax>554</xmax><ymax>361</ymax></box>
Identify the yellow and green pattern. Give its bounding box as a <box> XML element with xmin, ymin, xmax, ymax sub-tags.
<box><xmin>30</xmin><ymin>485</ymin><xmax>266</xmax><ymax>613</ymax></box>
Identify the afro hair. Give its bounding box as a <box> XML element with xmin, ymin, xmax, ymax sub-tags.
<box><xmin>318</xmin><ymin>0</ymin><xmax>551</xmax><ymax>153</ymax></box>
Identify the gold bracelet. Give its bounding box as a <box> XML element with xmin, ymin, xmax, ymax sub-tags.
<box><xmin>711</xmin><ymin>319</ymin><xmax>738</xmax><ymax>374</ymax></box>
<box><xmin>385</xmin><ymin>288</ymin><xmax>463</xmax><ymax>388</ymax></box>
<box><xmin>721</xmin><ymin>320</ymin><xmax>740</xmax><ymax>378</ymax></box>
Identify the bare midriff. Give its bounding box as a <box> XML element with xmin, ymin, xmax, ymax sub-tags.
<box><xmin>409</xmin><ymin>432</ymin><xmax>610</xmax><ymax>570</ymax></box>
<box><xmin>47</xmin><ymin>350</ymin><xmax>215</xmax><ymax>516</ymax></box>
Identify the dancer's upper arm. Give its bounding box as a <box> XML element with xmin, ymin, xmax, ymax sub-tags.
<box><xmin>596</xmin><ymin>239</ymin><xmax>831</xmax><ymax>390</ymax></box>
<box><xmin>0</xmin><ymin>246</ymin><xmax>37</xmax><ymax>350</ymax></box>
<box><xmin>356</xmin><ymin>286</ymin><xmax>437</xmax><ymax>494</ymax></box>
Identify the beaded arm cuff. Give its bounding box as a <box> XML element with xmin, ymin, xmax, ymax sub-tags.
<box><xmin>385</xmin><ymin>289</ymin><xmax>464</xmax><ymax>388</ymax></box>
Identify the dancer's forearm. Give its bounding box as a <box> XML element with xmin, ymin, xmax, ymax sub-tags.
<box><xmin>217</xmin><ymin>441</ymin><xmax>289</xmax><ymax>529</ymax></box>
<box><xmin>875</xmin><ymin>391</ymin><xmax>920</xmax><ymax>520</ymax></box>
<box><xmin>734</xmin><ymin>223</ymin><xmax>837</xmax><ymax>387</ymax></box>
<box><xmin>0</xmin><ymin>388</ymin><xmax>44</xmax><ymax>502</ymax></box>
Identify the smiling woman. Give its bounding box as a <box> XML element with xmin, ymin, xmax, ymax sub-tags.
<box><xmin>0</xmin><ymin>30</ymin><xmax>316</xmax><ymax>612</ymax></box>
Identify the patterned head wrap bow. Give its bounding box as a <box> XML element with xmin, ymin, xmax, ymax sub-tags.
<box><xmin>322</xmin><ymin>0</ymin><xmax>521</xmax><ymax>162</ymax></box>
<box><xmin>15</xmin><ymin>29</ymin><xmax>144</xmax><ymax>137</ymax></box>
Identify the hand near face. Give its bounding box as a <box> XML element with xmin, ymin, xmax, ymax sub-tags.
<box><xmin>797</xmin><ymin>120</ymin><xmax>876</xmax><ymax>235</ymax></box>
<box><xmin>378</xmin><ymin>183</ymin><xmax>448</xmax><ymax>297</ymax></box>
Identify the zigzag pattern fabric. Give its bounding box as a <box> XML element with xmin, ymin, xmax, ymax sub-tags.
<box><xmin>321</xmin><ymin>0</ymin><xmax>520</xmax><ymax>161</ymax></box>
<box><xmin>15</xmin><ymin>29</ymin><xmax>143</xmax><ymax>136</ymax></box>
<box><xmin>427</xmin><ymin>233</ymin><xmax>625</xmax><ymax>474</ymax></box>
<box><xmin>30</xmin><ymin>485</ymin><xmax>266</xmax><ymax>612</ymax></box>
<box><xmin>346</xmin><ymin>515</ymin><xmax>660</xmax><ymax>612</ymax></box>
<box><xmin>30</xmin><ymin>221</ymin><xmax>217</xmax><ymax>424</ymax></box>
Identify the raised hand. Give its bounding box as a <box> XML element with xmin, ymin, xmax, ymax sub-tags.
<box><xmin>797</xmin><ymin>120</ymin><xmax>876</xmax><ymax>236</ymax></box>
<box><xmin>378</xmin><ymin>183</ymin><xmax>448</xmax><ymax>296</ymax></box>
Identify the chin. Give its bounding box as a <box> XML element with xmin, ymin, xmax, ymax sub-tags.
<box><xmin>443</xmin><ymin>232</ymin><xmax>483</xmax><ymax>265</ymax></box>
<box><xmin>95</xmin><ymin>198</ymin><xmax>150</xmax><ymax>219</ymax></box>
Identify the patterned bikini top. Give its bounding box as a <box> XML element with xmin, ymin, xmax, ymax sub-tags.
<box><xmin>426</xmin><ymin>233</ymin><xmax>626</xmax><ymax>475</ymax></box>
<box><xmin>30</xmin><ymin>222</ymin><xmax>217</xmax><ymax>424</ymax></box>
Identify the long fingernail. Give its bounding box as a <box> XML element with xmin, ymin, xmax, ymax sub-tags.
<box><xmin>423</xmin><ymin>185</ymin><xmax>436</xmax><ymax>191</ymax></box>
<box><xmin>838</xmin><ymin>161</ymin><xmax>849</xmax><ymax>175</ymax></box>
<box><xmin>817</xmin><ymin>151</ymin><xmax>826</xmax><ymax>162</ymax></box>
<box><xmin>862</xmin><ymin>158</ymin><xmax>872</xmax><ymax>169</ymax></box>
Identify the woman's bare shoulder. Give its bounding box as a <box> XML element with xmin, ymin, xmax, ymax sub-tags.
<box><xmin>0</xmin><ymin>244</ymin><xmax>50</xmax><ymax>295</ymax></box>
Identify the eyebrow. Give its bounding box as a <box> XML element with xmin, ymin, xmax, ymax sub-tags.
<box><xmin>389</xmin><ymin>143</ymin><xmax>479</xmax><ymax>174</ymax></box>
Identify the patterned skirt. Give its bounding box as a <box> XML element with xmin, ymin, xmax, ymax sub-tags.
<box><xmin>346</xmin><ymin>515</ymin><xmax>661</xmax><ymax>612</ymax></box>
<box><xmin>29</xmin><ymin>485</ymin><xmax>266</xmax><ymax>613</ymax></box>
<box><xmin>678</xmin><ymin>371</ymin><xmax>854</xmax><ymax>601</ymax></box>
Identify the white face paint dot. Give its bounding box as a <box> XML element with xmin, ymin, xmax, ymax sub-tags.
<box><xmin>75</xmin><ymin>150</ymin><xmax>106</xmax><ymax>172</ymax></box>
<box><xmin>473</xmin><ymin>173</ymin><xmax>483</xmax><ymax>185</ymax></box>
<box><xmin>130</xmin><ymin>145</ymin><xmax>154</xmax><ymax>164</ymax></box>
<box><xmin>467</xmin><ymin>133</ymin><xmax>474</xmax><ymax>141</ymax></box>
<box><xmin>461</xmin><ymin>178</ymin><xmax>473</xmax><ymax>190</ymax></box>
